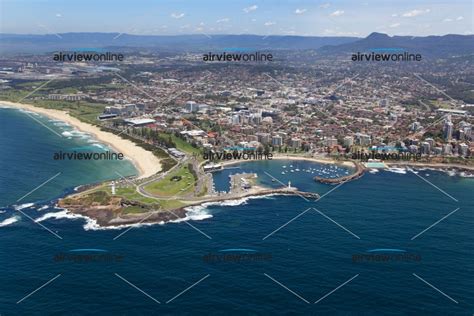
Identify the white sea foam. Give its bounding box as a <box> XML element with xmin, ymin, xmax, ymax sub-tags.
<box><xmin>18</xmin><ymin>109</ymin><xmax>40</xmax><ymax>116</ymax></box>
<box><xmin>174</xmin><ymin>205</ymin><xmax>214</xmax><ymax>223</ymax></box>
<box><xmin>91</xmin><ymin>143</ymin><xmax>107</xmax><ymax>150</ymax></box>
<box><xmin>37</xmin><ymin>205</ymin><xmax>49</xmax><ymax>211</ymax></box>
<box><xmin>33</xmin><ymin>209</ymin><xmax>113</xmax><ymax>231</ymax></box>
<box><xmin>14</xmin><ymin>203</ymin><xmax>34</xmax><ymax>211</ymax></box>
<box><xmin>61</xmin><ymin>130</ymin><xmax>90</xmax><ymax>139</ymax></box>
<box><xmin>35</xmin><ymin>210</ymin><xmax>85</xmax><ymax>223</ymax></box>
<box><xmin>84</xmin><ymin>217</ymin><xmax>165</xmax><ymax>231</ymax></box>
<box><xmin>53</xmin><ymin>121</ymin><xmax>70</xmax><ymax>127</ymax></box>
<box><xmin>34</xmin><ymin>209</ymin><xmax>159</xmax><ymax>231</ymax></box>
<box><xmin>368</xmin><ymin>169</ymin><xmax>379</xmax><ymax>174</ymax></box>
<box><xmin>0</xmin><ymin>216</ymin><xmax>20</xmax><ymax>227</ymax></box>
<box><xmin>386</xmin><ymin>167</ymin><xmax>407</xmax><ymax>174</ymax></box>
<box><xmin>33</xmin><ymin>193</ymin><xmax>290</xmax><ymax>230</ymax></box>
<box><xmin>178</xmin><ymin>193</ymin><xmax>280</xmax><ymax>223</ymax></box>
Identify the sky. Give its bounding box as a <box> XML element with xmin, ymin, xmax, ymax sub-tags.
<box><xmin>0</xmin><ymin>0</ymin><xmax>472</xmax><ymax>37</ymax></box>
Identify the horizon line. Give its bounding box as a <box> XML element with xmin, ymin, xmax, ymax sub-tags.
<box><xmin>1</xmin><ymin>32</ymin><xmax>473</xmax><ymax>38</ymax></box>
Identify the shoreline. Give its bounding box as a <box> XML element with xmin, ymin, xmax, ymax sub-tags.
<box><xmin>61</xmin><ymin>186</ymin><xmax>320</xmax><ymax>228</ymax></box>
<box><xmin>55</xmin><ymin>155</ymin><xmax>473</xmax><ymax>229</ymax></box>
<box><xmin>218</xmin><ymin>154</ymin><xmax>356</xmax><ymax>169</ymax></box>
<box><xmin>385</xmin><ymin>161</ymin><xmax>474</xmax><ymax>172</ymax></box>
<box><xmin>0</xmin><ymin>100</ymin><xmax>162</xmax><ymax>179</ymax></box>
<box><xmin>216</xmin><ymin>155</ymin><xmax>474</xmax><ymax>173</ymax></box>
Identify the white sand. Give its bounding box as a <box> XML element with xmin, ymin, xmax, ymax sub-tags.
<box><xmin>1</xmin><ymin>101</ymin><xmax>162</xmax><ymax>179</ymax></box>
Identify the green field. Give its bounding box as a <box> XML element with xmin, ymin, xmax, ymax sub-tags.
<box><xmin>108</xmin><ymin>186</ymin><xmax>157</xmax><ymax>204</ymax></box>
<box><xmin>82</xmin><ymin>185</ymin><xmax>187</xmax><ymax>212</ymax></box>
<box><xmin>159</xmin><ymin>132</ymin><xmax>202</xmax><ymax>157</ymax></box>
<box><xmin>0</xmin><ymin>89</ymin><xmax>105</xmax><ymax>125</ymax></box>
<box><xmin>143</xmin><ymin>164</ymin><xmax>196</xmax><ymax>197</ymax></box>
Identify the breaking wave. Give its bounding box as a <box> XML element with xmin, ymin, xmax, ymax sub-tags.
<box><xmin>13</xmin><ymin>203</ymin><xmax>35</xmax><ymax>211</ymax></box>
<box><xmin>386</xmin><ymin>167</ymin><xmax>407</xmax><ymax>174</ymax></box>
<box><xmin>0</xmin><ymin>216</ymin><xmax>20</xmax><ymax>227</ymax></box>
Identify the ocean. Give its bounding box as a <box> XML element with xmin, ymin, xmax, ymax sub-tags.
<box><xmin>0</xmin><ymin>107</ymin><xmax>473</xmax><ymax>315</ymax></box>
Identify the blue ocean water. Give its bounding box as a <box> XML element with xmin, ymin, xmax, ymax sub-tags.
<box><xmin>0</xmin><ymin>107</ymin><xmax>473</xmax><ymax>315</ymax></box>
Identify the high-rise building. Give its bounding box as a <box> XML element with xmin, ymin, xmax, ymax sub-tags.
<box><xmin>343</xmin><ymin>136</ymin><xmax>354</xmax><ymax>147</ymax></box>
<box><xmin>425</xmin><ymin>138</ymin><xmax>435</xmax><ymax>148</ymax></box>
<box><xmin>272</xmin><ymin>135</ymin><xmax>283</xmax><ymax>146</ymax></box>
<box><xmin>443</xmin><ymin>115</ymin><xmax>453</xmax><ymax>141</ymax></box>
<box><xmin>256</xmin><ymin>132</ymin><xmax>270</xmax><ymax>145</ymax></box>
<box><xmin>459</xmin><ymin>143</ymin><xmax>469</xmax><ymax>157</ymax></box>
<box><xmin>421</xmin><ymin>142</ymin><xmax>431</xmax><ymax>154</ymax></box>
<box><xmin>410</xmin><ymin>122</ymin><xmax>421</xmax><ymax>131</ymax></box>
<box><xmin>185</xmin><ymin>101</ymin><xmax>199</xmax><ymax>113</ymax></box>
<box><xmin>443</xmin><ymin>144</ymin><xmax>453</xmax><ymax>155</ymax></box>
<box><xmin>356</xmin><ymin>133</ymin><xmax>371</xmax><ymax>146</ymax></box>
<box><xmin>325</xmin><ymin>137</ymin><xmax>338</xmax><ymax>147</ymax></box>
<box><xmin>290</xmin><ymin>138</ymin><xmax>302</xmax><ymax>148</ymax></box>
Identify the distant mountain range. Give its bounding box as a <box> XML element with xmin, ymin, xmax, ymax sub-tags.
<box><xmin>0</xmin><ymin>33</ymin><xmax>357</xmax><ymax>54</ymax></box>
<box><xmin>0</xmin><ymin>32</ymin><xmax>473</xmax><ymax>58</ymax></box>
<box><xmin>319</xmin><ymin>32</ymin><xmax>474</xmax><ymax>58</ymax></box>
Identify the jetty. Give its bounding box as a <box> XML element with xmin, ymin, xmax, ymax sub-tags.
<box><xmin>314</xmin><ymin>161</ymin><xmax>365</xmax><ymax>184</ymax></box>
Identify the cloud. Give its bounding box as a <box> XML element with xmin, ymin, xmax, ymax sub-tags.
<box><xmin>389</xmin><ymin>23</ymin><xmax>400</xmax><ymax>28</ymax></box>
<box><xmin>264</xmin><ymin>21</ymin><xmax>276</xmax><ymax>26</ymax></box>
<box><xmin>216</xmin><ymin>18</ymin><xmax>230</xmax><ymax>23</ymax></box>
<box><xmin>323</xmin><ymin>29</ymin><xmax>359</xmax><ymax>36</ymax></box>
<box><xmin>243</xmin><ymin>5</ymin><xmax>258</xmax><ymax>13</ymax></box>
<box><xmin>330</xmin><ymin>10</ymin><xmax>344</xmax><ymax>17</ymax></box>
<box><xmin>295</xmin><ymin>8</ymin><xmax>307</xmax><ymax>15</ymax></box>
<box><xmin>171</xmin><ymin>13</ymin><xmax>185</xmax><ymax>19</ymax></box>
<box><xmin>320</xmin><ymin>3</ymin><xmax>330</xmax><ymax>9</ymax></box>
<box><xmin>391</xmin><ymin>13</ymin><xmax>398</xmax><ymax>17</ymax></box>
<box><xmin>55</xmin><ymin>13</ymin><xmax>62</xmax><ymax>18</ymax></box>
<box><xmin>456</xmin><ymin>16</ymin><xmax>464</xmax><ymax>21</ymax></box>
<box><xmin>443</xmin><ymin>18</ymin><xmax>453</xmax><ymax>22</ymax></box>
<box><xmin>402</xmin><ymin>9</ymin><xmax>430</xmax><ymax>18</ymax></box>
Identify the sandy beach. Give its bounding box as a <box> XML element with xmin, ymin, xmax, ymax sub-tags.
<box><xmin>1</xmin><ymin>101</ymin><xmax>162</xmax><ymax>179</ymax></box>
